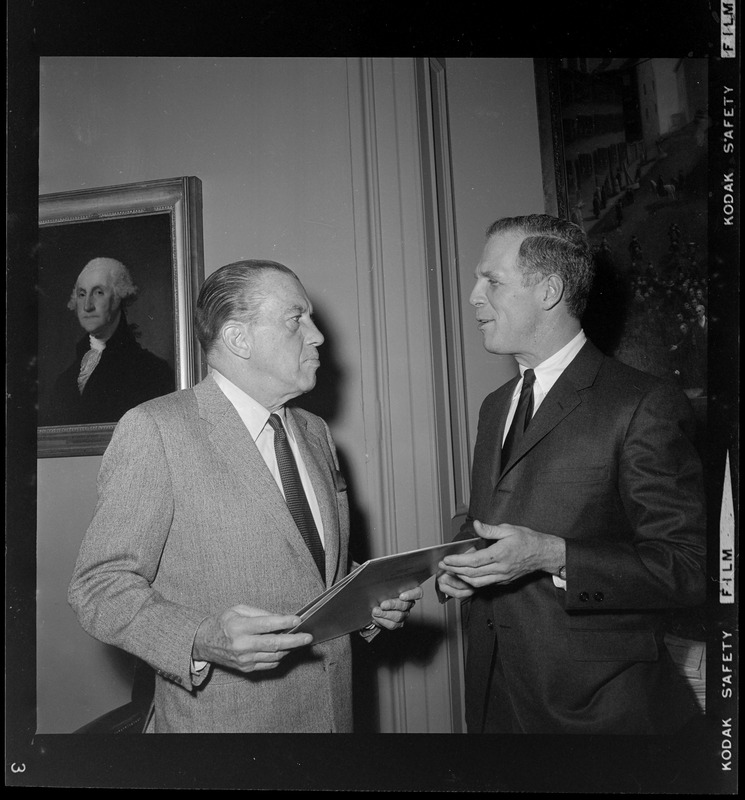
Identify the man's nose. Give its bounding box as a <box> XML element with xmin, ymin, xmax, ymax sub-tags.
<box><xmin>82</xmin><ymin>294</ymin><xmax>95</xmax><ymax>311</ymax></box>
<box><xmin>469</xmin><ymin>280</ymin><xmax>484</xmax><ymax>307</ymax></box>
<box><xmin>306</xmin><ymin>320</ymin><xmax>325</xmax><ymax>346</ymax></box>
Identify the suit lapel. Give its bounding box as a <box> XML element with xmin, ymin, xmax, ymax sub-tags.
<box><xmin>194</xmin><ymin>377</ymin><xmax>325</xmax><ymax>586</ymax></box>
<box><xmin>497</xmin><ymin>342</ymin><xmax>604</xmax><ymax>482</ymax></box>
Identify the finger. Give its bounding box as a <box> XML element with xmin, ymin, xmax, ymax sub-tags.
<box><xmin>236</xmin><ymin>653</ymin><xmax>296</xmax><ymax>672</ymax></box>
<box><xmin>440</xmin><ymin>549</ymin><xmax>495</xmax><ymax>569</ymax></box>
<box><xmin>235</xmin><ymin>632</ymin><xmax>313</xmax><ymax>652</ymax></box>
<box><xmin>473</xmin><ymin>520</ymin><xmax>504</xmax><ymax>539</ymax></box>
<box><xmin>443</xmin><ymin>561</ymin><xmax>508</xmax><ymax>580</ymax></box>
<box><xmin>372</xmin><ymin>605</ymin><xmax>407</xmax><ymax>619</ymax></box>
<box><xmin>234</xmin><ymin>612</ymin><xmax>306</xmax><ymax>633</ymax></box>
<box><xmin>374</xmin><ymin>618</ymin><xmax>403</xmax><ymax>631</ymax></box>
<box><xmin>243</xmin><ymin>662</ymin><xmax>283</xmax><ymax>672</ymax></box>
<box><xmin>438</xmin><ymin>572</ymin><xmax>469</xmax><ymax>591</ymax></box>
<box><xmin>378</xmin><ymin>598</ymin><xmax>414</xmax><ymax>612</ymax></box>
<box><xmin>438</xmin><ymin>574</ymin><xmax>474</xmax><ymax>598</ymax></box>
<box><xmin>372</xmin><ymin>613</ymin><xmax>406</xmax><ymax>630</ymax></box>
<box><xmin>398</xmin><ymin>586</ymin><xmax>423</xmax><ymax>601</ymax></box>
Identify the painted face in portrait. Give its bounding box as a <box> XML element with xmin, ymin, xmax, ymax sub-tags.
<box><xmin>74</xmin><ymin>261</ymin><xmax>123</xmax><ymax>339</ymax></box>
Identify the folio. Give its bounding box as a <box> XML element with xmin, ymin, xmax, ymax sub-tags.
<box><xmin>288</xmin><ymin>538</ymin><xmax>481</xmax><ymax>644</ymax></box>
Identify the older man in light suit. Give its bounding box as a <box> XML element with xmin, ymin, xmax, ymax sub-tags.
<box><xmin>69</xmin><ymin>259</ymin><xmax>421</xmax><ymax>733</ymax></box>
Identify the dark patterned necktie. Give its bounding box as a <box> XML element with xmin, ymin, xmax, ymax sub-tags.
<box><xmin>500</xmin><ymin>368</ymin><xmax>536</xmax><ymax>469</ymax></box>
<box><xmin>267</xmin><ymin>414</ymin><xmax>326</xmax><ymax>580</ymax></box>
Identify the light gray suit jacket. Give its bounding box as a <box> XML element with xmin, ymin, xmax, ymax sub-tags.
<box><xmin>68</xmin><ymin>374</ymin><xmax>353</xmax><ymax>732</ymax></box>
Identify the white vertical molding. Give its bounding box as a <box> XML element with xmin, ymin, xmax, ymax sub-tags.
<box><xmin>416</xmin><ymin>57</ymin><xmax>470</xmax><ymax>733</ymax></box>
<box><xmin>345</xmin><ymin>57</ymin><xmax>454</xmax><ymax>732</ymax></box>
<box><xmin>345</xmin><ymin>57</ymin><xmax>404</xmax><ymax>732</ymax></box>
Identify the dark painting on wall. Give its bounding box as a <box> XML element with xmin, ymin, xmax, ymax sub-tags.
<box><xmin>37</xmin><ymin>177</ymin><xmax>206</xmax><ymax>457</ymax></box>
<box><xmin>536</xmin><ymin>57</ymin><xmax>709</xmax><ymax>425</ymax></box>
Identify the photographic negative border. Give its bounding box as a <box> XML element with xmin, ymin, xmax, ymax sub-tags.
<box><xmin>37</xmin><ymin>176</ymin><xmax>206</xmax><ymax>457</ymax></box>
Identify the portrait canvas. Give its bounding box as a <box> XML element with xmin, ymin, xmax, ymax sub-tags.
<box><xmin>37</xmin><ymin>177</ymin><xmax>205</xmax><ymax>457</ymax></box>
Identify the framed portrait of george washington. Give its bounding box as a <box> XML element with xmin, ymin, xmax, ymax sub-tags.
<box><xmin>37</xmin><ymin>176</ymin><xmax>206</xmax><ymax>457</ymax></box>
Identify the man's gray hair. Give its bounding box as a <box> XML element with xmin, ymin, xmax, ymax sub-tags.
<box><xmin>67</xmin><ymin>257</ymin><xmax>138</xmax><ymax>310</ymax></box>
<box><xmin>194</xmin><ymin>260</ymin><xmax>299</xmax><ymax>355</ymax></box>
<box><xmin>486</xmin><ymin>214</ymin><xmax>595</xmax><ymax>318</ymax></box>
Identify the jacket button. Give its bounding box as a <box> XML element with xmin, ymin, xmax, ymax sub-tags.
<box><xmin>593</xmin><ymin>592</ymin><xmax>604</xmax><ymax>602</ymax></box>
<box><xmin>486</xmin><ymin>619</ymin><xmax>494</xmax><ymax>630</ymax></box>
<box><xmin>579</xmin><ymin>591</ymin><xmax>589</xmax><ymax>602</ymax></box>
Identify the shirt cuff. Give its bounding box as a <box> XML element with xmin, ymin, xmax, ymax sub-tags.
<box><xmin>552</xmin><ymin>575</ymin><xmax>567</xmax><ymax>591</ymax></box>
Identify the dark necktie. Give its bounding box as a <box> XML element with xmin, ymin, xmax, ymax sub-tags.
<box><xmin>267</xmin><ymin>413</ymin><xmax>326</xmax><ymax>580</ymax></box>
<box><xmin>500</xmin><ymin>368</ymin><xmax>536</xmax><ymax>469</ymax></box>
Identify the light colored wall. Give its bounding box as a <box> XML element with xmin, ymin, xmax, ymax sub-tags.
<box><xmin>36</xmin><ymin>56</ymin><xmax>545</xmax><ymax>733</ymax></box>
<box><xmin>445</xmin><ymin>58</ymin><xmax>546</xmax><ymax>453</ymax></box>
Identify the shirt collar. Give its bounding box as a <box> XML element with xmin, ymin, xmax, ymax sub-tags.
<box><xmin>519</xmin><ymin>329</ymin><xmax>587</xmax><ymax>397</ymax></box>
<box><xmin>211</xmin><ymin>368</ymin><xmax>284</xmax><ymax>442</ymax></box>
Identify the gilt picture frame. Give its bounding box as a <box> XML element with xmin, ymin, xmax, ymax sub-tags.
<box><xmin>37</xmin><ymin>176</ymin><xmax>206</xmax><ymax>457</ymax></box>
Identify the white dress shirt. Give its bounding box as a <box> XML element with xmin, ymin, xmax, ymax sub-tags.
<box><xmin>502</xmin><ymin>330</ymin><xmax>587</xmax><ymax>589</ymax></box>
<box><xmin>76</xmin><ymin>335</ymin><xmax>107</xmax><ymax>393</ymax></box>
<box><xmin>212</xmin><ymin>369</ymin><xmax>325</xmax><ymax>545</ymax></box>
<box><xmin>503</xmin><ymin>329</ymin><xmax>587</xmax><ymax>442</ymax></box>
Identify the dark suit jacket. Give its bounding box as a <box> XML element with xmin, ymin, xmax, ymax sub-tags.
<box><xmin>45</xmin><ymin>314</ymin><xmax>174</xmax><ymax>426</ymax></box>
<box><xmin>460</xmin><ymin>340</ymin><xmax>706</xmax><ymax>734</ymax></box>
<box><xmin>68</xmin><ymin>375</ymin><xmax>353</xmax><ymax>732</ymax></box>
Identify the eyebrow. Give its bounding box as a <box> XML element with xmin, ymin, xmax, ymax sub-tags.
<box><xmin>474</xmin><ymin>266</ymin><xmax>500</xmax><ymax>280</ymax></box>
<box><xmin>77</xmin><ymin>283</ymin><xmax>108</xmax><ymax>292</ymax></box>
<box><xmin>285</xmin><ymin>302</ymin><xmax>311</xmax><ymax>315</ymax></box>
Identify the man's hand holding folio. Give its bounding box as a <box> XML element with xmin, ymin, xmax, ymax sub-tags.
<box><xmin>286</xmin><ymin>538</ymin><xmax>480</xmax><ymax>645</ymax></box>
<box><xmin>192</xmin><ymin>539</ymin><xmax>478</xmax><ymax>672</ymax></box>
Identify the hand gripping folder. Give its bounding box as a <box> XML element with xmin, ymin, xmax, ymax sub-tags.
<box><xmin>288</xmin><ymin>538</ymin><xmax>480</xmax><ymax>644</ymax></box>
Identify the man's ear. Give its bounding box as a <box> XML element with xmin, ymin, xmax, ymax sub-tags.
<box><xmin>542</xmin><ymin>274</ymin><xmax>565</xmax><ymax>310</ymax></box>
<box><xmin>220</xmin><ymin>321</ymin><xmax>252</xmax><ymax>360</ymax></box>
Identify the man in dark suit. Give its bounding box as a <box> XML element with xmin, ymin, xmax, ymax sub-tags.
<box><xmin>45</xmin><ymin>257</ymin><xmax>175</xmax><ymax>426</ymax></box>
<box><xmin>69</xmin><ymin>260</ymin><xmax>421</xmax><ymax>732</ymax></box>
<box><xmin>437</xmin><ymin>214</ymin><xmax>706</xmax><ymax>734</ymax></box>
